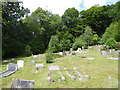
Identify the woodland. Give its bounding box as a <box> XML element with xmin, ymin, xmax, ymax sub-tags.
<box><xmin>1</xmin><ymin>1</ymin><xmax>120</xmax><ymax>59</ymax></box>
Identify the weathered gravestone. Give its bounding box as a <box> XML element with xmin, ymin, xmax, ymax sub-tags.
<box><xmin>76</xmin><ymin>48</ymin><xmax>81</xmax><ymax>52</ymax></box>
<box><xmin>0</xmin><ymin>63</ymin><xmax>17</xmax><ymax>78</ymax></box>
<box><xmin>101</xmin><ymin>51</ymin><xmax>107</xmax><ymax>55</ymax></box>
<box><xmin>48</xmin><ymin>65</ymin><xmax>60</xmax><ymax>71</ymax></box>
<box><xmin>59</xmin><ymin>52</ymin><xmax>66</xmax><ymax>56</ymax></box>
<box><xmin>11</xmin><ymin>79</ymin><xmax>34</xmax><ymax>89</ymax></box>
<box><xmin>11</xmin><ymin>58</ymin><xmax>15</xmax><ymax>61</ymax></box>
<box><xmin>35</xmin><ymin>63</ymin><xmax>44</xmax><ymax>68</ymax></box>
<box><xmin>17</xmin><ymin>60</ymin><xmax>24</xmax><ymax>68</ymax></box>
<box><xmin>32</xmin><ymin>60</ymin><xmax>36</xmax><ymax>63</ymax></box>
<box><xmin>7</xmin><ymin>63</ymin><xmax>18</xmax><ymax>71</ymax></box>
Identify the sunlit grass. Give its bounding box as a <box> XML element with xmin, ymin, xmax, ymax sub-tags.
<box><xmin>0</xmin><ymin>46</ymin><xmax>118</xmax><ymax>88</ymax></box>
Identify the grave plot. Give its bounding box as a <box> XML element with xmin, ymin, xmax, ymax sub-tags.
<box><xmin>34</xmin><ymin>63</ymin><xmax>44</xmax><ymax>73</ymax></box>
<box><xmin>0</xmin><ymin>63</ymin><xmax>18</xmax><ymax>78</ymax></box>
<box><xmin>64</xmin><ymin>68</ymin><xmax>88</xmax><ymax>81</ymax></box>
<box><xmin>47</xmin><ymin>65</ymin><xmax>65</xmax><ymax>83</ymax></box>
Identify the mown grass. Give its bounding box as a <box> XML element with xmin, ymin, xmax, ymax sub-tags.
<box><xmin>0</xmin><ymin>46</ymin><xmax>118</xmax><ymax>88</ymax></box>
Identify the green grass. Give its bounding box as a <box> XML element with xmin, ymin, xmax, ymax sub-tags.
<box><xmin>0</xmin><ymin>46</ymin><xmax>118</xmax><ymax>88</ymax></box>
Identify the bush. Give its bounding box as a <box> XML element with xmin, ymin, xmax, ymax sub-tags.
<box><xmin>24</xmin><ymin>45</ymin><xmax>32</xmax><ymax>56</ymax></box>
<box><xmin>60</xmin><ymin>39</ymin><xmax>71</xmax><ymax>51</ymax></box>
<box><xmin>72</xmin><ymin>36</ymin><xmax>87</xmax><ymax>50</ymax></box>
<box><xmin>105</xmin><ymin>38</ymin><xmax>117</xmax><ymax>49</ymax></box>
<box><xmin>45</xmin><ymin>49</ymin><xmax>54</xmax><ymax>63</ymax></box>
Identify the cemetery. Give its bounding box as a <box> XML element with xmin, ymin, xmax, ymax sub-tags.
<box><xmin>1</xmin><ymin>1</ymin><xmax>120</xmax><ymax>88</ymax></box>
<box><xmin>0</xmin><ymin>45</ymin><xmax>119</xmax><ymax>88</ymax></box>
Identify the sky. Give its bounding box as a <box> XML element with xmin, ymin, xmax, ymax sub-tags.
<box><xmin>21</xmin><ymin>0</ymin><xmax>119</xmax><ymax>16</ymax></box>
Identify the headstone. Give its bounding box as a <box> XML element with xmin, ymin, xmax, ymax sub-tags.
<box><xmin>48</xmin><ymin>65</ymin><xmax>60</xmax><ymax>71</ymax></box>
<box><xmin>77</xmin><ymin>48</ymin><xmax>81</xmax><ymax>52</ymax></box>
<box><xmin>106</xmin><ymin>58</ymin><xmax>120</xmax><ymax>60</ymax></box>
<box><xmin>101</xmin><ymin>51</ymin><xmax>107</xmax><ymax>55</ymax></box>
<box><xmin>109</xmin><ymin>49</ymin><xmax>112</xmax><ymax>53</ymax></box>
<box><xmin>32</xmin><ymin>55</ymin><xmax>37</xmax><ymax>58</ymax></box>
<box><xmin>11</xmin><ymin>79</ymin><xmax>34</xmax><ymax>89</ymax></box>
<box><xmin>68</xmin><ymin>51</ymin><xmax>72</xmax><ymax>55</ymax></box>
<box><xmin>32</xmin><ymin>60</ymin><xmax>36</xmax><ymax>63</ymax></box>
<box><xmin>59</xmin><ymin>52</ymin><xmax>66</xmax><ymax>56</ymax></box>
<box><xmin>86</xmin><ymin>57</ymin><xmax>94</xmax><ymax>60</ymax></box>
<box><xmin>47</xmin><ymin>76</ymin><xmax>51</xmax><ymax>83</ymax></box>
<box><xmin>71</xmin><ymin>76</ymin><xmax>76</xmax><ymax>80</ymax></box>
<box><xmin>72</xmin><ymin>53</ymin><xmax>76</xmax><ymax>55</ymax></box>
<box><xmin>11</xmin><ymin>58</ymin><xmax>15</xmax><ymax>61</ymax></box>
<box><xmin>35</xmin><ymin>63</ymin><xmax>44</xmax><ymax>68</ymax></box>
<box><xmin>7</xmin><ymin>63</ymin><xmax>17</xmax><ymax>71</ymax></box>
<box><xmin>17</xmin><ymin>60</ymin><xmax>24</xmax><ymax>68</ymax></box>
<box><xmin>70</xmin><ymin>48</ymin><xmax>73</xmax><ymax>52</ymax></box>
<box><xmin>83</xmin><ymin>75</ymin><xmax>88</xmax><ymax>79</ymax></box>
<box><xmin>82</xmin><ymin>46</ymin><xmax>84</xmax><ymax>50</ymax></box>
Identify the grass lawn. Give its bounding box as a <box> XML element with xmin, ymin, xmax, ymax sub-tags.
<box><xmin>0</xmin><ymin>46</ymin><xmax>118</xmax><ymax>88</ymax></box>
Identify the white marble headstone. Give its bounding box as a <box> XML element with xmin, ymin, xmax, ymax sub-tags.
<box><xmin>48</xmin><ymin>65</ymin><xmax>60</xmax><ymax>71</ymax></box>
<box><xmin>35</xmin><ymin>63</ymin><xmax>44</xmax><ymax>68</ymax></box>
<box><xmin>17</xmin><ymin>60</ymin><xmax>24</xmax><ymax>68</ymax></box>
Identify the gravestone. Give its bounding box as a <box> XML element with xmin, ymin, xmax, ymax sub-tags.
<box><xmin>68</xmin><ymin>51</ymin><xmax>71</xmax><ymax>55</ymax></box>
<box><xmin>106</xmin><ymin>58</ymin><xmax>120</xmax><ymax>60</ymax></box>
<box><xmin>7</xmin><ymin>63</ymin><xmax>18</xmax><ymax>71</ymax></box>
<box><xmin>11</xmin><ymin>58</ymin><xmax>15</xmax><ymax>61</ymax></box>
<box><xmin>35</xmin><ymin>63</ymin><xmax>44</xmax><ymax>68</ymax></box>
<box><xmin>59</xmin><ymin>52</ymin><xmax>66</xmax><ymax>56</ymax></box>
<box><xmin>17</xmin><ymin>60</ymin><xmax>24</xmax><ymax>68</ymax></box>
<box><xmin>82</xmin><ymin>46</ymin><xmax>84</xmax><ymax>50</ymax></box>
<box><xmin>0</xmin><ymin>63</ymin><xmax>18</xmax><ymax>78</ymax></box>
<box><xmin>11</xmin><ymin>79</ymin><xmax>34</xmax><ymax>89</ymax></box>
<box><xmin>72</xmin><ymin>53</ymin><xmax>76</xmax><ymax>55</ymax></box>
<box><xmin>48</xmin><ymin>65</ymin><xmax>60</xmax><ymax>71</ymax></box>
<box><xmin>32</xmin><ymin>60</ymin><xmax>36</xmax><ymax>63</ymax></box>
<box><xmin>77</xmin><ymin>48</ymin><xmax>81</xmax><ymax>52</ymax></box>
<box><xmin>101</xmin><ymin>51</ymin><xmax>107</xmax><ymax>55</ymax></box>
<box><xmin>86</xmin><ymin>57</ymin><xmax>94</xmax><ymax>60</ymax></box>
<box><xmin>32</xmin><ymin>55</ymin><xmax>37</xmax><ymax>58</ymax></box>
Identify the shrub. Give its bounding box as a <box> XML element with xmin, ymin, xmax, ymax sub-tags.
<box><xmin>105</xmin><ymin>38</ymin><xmax>117</xmax><ymax>49</ymax></box>
<box><xmin>45</xmin><ymin>49</ymin><xmax>54</xmax><ymax>63</ymax></box>
<box><xmin>24</xmin><ymin>45</ymin><xmax>32</xmax><ymax>56</ymax></box>
<box><xmin>72</xmin><ymin>36</ymin><xmax>87</xmax><ymax>50</ymax></box>
<box><xmin>60</xmin><ymin>39</ymin><xmax>71</xmax><ymax>51</ymax></box>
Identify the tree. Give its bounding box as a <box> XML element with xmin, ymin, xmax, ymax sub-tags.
<box><xmin>80</xmin><ymin>5</ymin><xmax>112</xmax><ymax>36</ymax></box>
<box><xmin>83</xmin><ymin>26</ymin><xmax>93</xmax><ymax>46</ymax></box>
<box><xmin>72</xmin><ymin>36</ymin><xmax>87</xmax><ymax>50</ymax></box>
<box><xmin>105</xmin><ymin>38</ymin><xmax>117</xmax><ymax>49</ymax></box>
<box><xmin>2</xmin><ymin>2</ymin><xmax>30</xmax><ymax>58</ymax></box>
<box><xmin>91</xmin><ymin>34</ymin><xmax>99</xmax><ymax>45</ymax></box>
<box><xmin>24</xmin><ymin>45</ymin><xmax>32</xmax><ymax>56</ymax></box>
<box><xmin>62</xmin><ymin>8</ymin><xmax>81</xmax><ymax>37</ymax></box>
<box><xmin>48</xmin><ymin>35</ymin><xmax>61</xmax><ymax>52</ymax></box>
<box><xmin>102</xmin><ymin>21</ymin><xmax>120</xmax><ymax>43</ymax></box>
